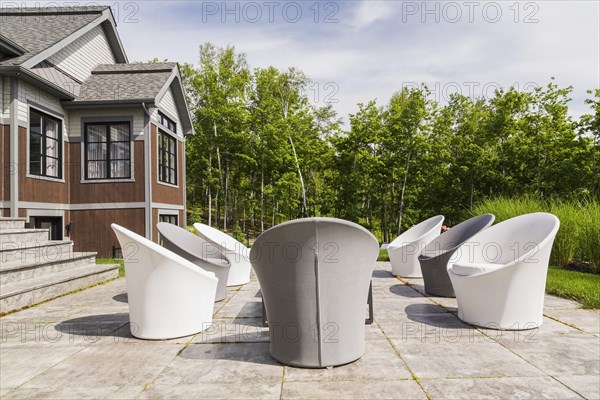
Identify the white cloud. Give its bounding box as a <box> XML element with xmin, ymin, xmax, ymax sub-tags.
<box><xmin>349</xmin><ymin>0</ymin><xmax>396</xmax><ymax>30</ymax></box>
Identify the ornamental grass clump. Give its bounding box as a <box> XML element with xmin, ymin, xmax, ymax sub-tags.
<box><xmin>473</xmin><ymin>196</ymin><xmax>599</xmax><ymax>272</ymax></box>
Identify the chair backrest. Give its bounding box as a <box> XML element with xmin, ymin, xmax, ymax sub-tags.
<box><xmin>157</xmin><ymin>222</ymin><xmax>228</xmax><ymax>266</ymax></box>
<box><xmin>251</xmin><ymin>217</ymin><xmax>379</xmax><ymax>367</ymax></box>
<box><xmin>193</xmin><ymin>222</ymin><xmax>246</xmax><ymax>253</ymax></box>
<box><xmin>421</xmin><ymin>214</ymin><xmax>495</xmax><ymax>258</ymax></box>
<box><xmin>452</xmin><ymin>213</ymin><xmax>560</xmax><ymax>265</ymax></box>
<box><xmin>389</xmin><ymin>215</ymin><xmax>445</xmax><ymax>247</ymax></box>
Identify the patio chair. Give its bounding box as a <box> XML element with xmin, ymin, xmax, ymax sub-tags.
<box><xmin>388</xmin><ymin>215</ymin><xmax>445</xmax><ymax>278</ymax></box>
<box><xmin>419</xmin><ymin>214</ymin><xmax>495</xmax><ymax>297</ymax></box>
<box><xmin>157</xmin><ymin>222</ymin><xmax>231</xmax><ymax>302</ymax></box>
<box><xmin>111</xmin><ymin>224</ymin><xmax>218</xmax><ymax>339</ymax></box>
<box><xmin>251</xmin><ymin>217</ymin><xmax>379</xmax><ymax>368</ymax></box>
<box><xmin>448</xmin><ymin>213</ymin><xmax>560</xmax><ymax>330</ymax></box>
<box><xmin>193</xmin><ymin>222</ymin><xmax>251</xmax><ymax>286</ymax></box>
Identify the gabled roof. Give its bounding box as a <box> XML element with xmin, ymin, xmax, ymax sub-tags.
<box><xmin>0</xmin><ymin>6</ymin><xmax>127</xmax><ymax>67</ymax></box>
<box><xmin>75</xmin><ymin>63</ymin><xmax>176</xmax><ymax>102</ymax></box>
<box><xmin>66</xmin><ymin>63</ymin><xmax>195</xmax><ymax>135</ymax></box>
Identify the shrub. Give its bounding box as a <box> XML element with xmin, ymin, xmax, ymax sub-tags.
<box><xmin>473</xmin><ymin>196</ymin><xmax>599</xmax><ymax>273</ymax></box>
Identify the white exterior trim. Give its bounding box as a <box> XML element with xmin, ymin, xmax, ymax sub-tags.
<box><xmin>10</xmin><ymin>78</ymin><xmax>19</xmax><ymax>217</ymax></box>
<box><xmin>151</xmin><ymin>202</ymin><xmax>184</xmax><ymax>211</ymax></box>
<box><xmin>156</xmin><ymin>208</ymin><xmax>179</xmax><ymax>216</ymax></box>
<box><xmin>18</xmin><ymin>201</ymin><xmax>146</xmax><ymax>211</ymax></box>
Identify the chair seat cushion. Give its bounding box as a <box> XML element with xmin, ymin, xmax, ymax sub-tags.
<box><xmin>451</xmin><ymin>262</ymin><xmax>501</xmax><ymax>276</ymax></box>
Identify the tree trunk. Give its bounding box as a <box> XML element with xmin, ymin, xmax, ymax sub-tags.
<box><xmin>224</xmin><ymin>162</ymin><xmax>229</xmax><ymax>230</ymax></box>
<box><xmin>260</xmin><ymin>148</ymin><xmax>265</xmax><ymax>232</ymax></box>
<box><xmin>288</xmin><ymin>135</ymin><xmax>309</xmax><ymax>217</ymax></box>
<box><xmin>208</xmin><ymin>152</ymin><xmax>212</xmax><ymax>226</ymax></box>
<box><xmin>398</xmin><ymin>149</ymin><xmax>412</xmax><ymax>236</ymax></box>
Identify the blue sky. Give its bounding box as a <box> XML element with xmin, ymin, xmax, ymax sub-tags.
<box><xmin>23</xmin><ymin>1</ymin><xmax>600</xmax><ymax>121</ymax></box>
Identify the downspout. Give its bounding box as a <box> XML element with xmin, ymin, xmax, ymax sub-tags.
<box><xmin>183</xmin><ymin>133</ymin><xmax>187</xmax><ymax>228</ymax></box>
<box><xmin>9</xmin><ymin>77</ymin><xmax>19</xmax><ymax>218</ymax></box>
<box><xmin>142</xmin><ymin>102</ymin><xmax>152</xmax><ymax>240</ymax></box>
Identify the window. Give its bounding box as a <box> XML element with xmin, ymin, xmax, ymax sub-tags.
<box><xmin>159</xmin><ymin>214</ymin><xmax>178</xmax><ymax>225</ymax></box>
<box><xmin>84</xmin><ymin>122</ymin><xmax>131</xmax><ymax>180</ymax></box>
<box><xmin>158</xmin><ymin>111</ymin><xmax>176</xmax><ymax>132</ymax></box>
<box><xmin>29</xmin><ymin>109</ymin><xmax>62</xmax><ymax>178</ymax></box>
<box><xmin>158</xmin><ymin>130</ymin><xmax>177</xmax><ymax>185</ymax></box>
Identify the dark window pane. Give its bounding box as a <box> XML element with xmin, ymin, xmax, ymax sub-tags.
<box><xmin>111</xmin><ymin>124</ymin><xmax>130</xmax><ymax>141</ymax></box>
<box><xmin>87</xmin><ymin>161</ymin><xmax>107</xmax><ymax>179</ymax></box>
<box><xmin>110</xmin><ymin>142</ymin><xmax>129</xmax><ymax>160</ymax></box>
<box><xmin>111</xmin><ymin>160</ymin><xmax>130</xmax><ymax>178</ymax></box>
<box><xmin>29</xmin><ymin>109</ymin><xmax>62</xmax><ymax>178</ymax></box>
<box><xmin>30</xmin><ymin>112</ymin><xmax>42</xmax><ymax>136</ymax></box>
<box><xmin>30</xmin><ymin>156</ymin><xmax>41</xmax><ymax>175</ymax></box>
<box><xmin>45</xmin><ymin>119</ymin><xmax>59</xmax><ymax>140</ymax></box>
<box><xmin>30</xmin><ymin>134</ymin><xmax>42</xmax><ymax>156</ymax></box>
<box><xmin>87</xmin><ymin>125</ymin><xmax>107</xmax><ymax>142</ymax></box>
<box><xmin>46</xmin><ymin>158</ymin><xmax>59</xmax><ymax>178</ymax></box>
<box><xmin>87</xmin><ymin>143</ymin><xmax>107</xmax><ymax>161</ymax></box>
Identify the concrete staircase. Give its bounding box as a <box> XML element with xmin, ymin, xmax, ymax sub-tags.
<box><xmin>0</xmin><ymin>217</ymin><xmax>119</xmax><ymax>314</ymax></box>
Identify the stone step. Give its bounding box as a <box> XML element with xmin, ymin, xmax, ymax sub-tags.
<box><xmin>0</xmin><ymin>218</ymin><xmax>26</xmax><ymax>230</ymax></box>
<box><xmin>0</xmin><ymin>252</ymin><xmax>97</xmax><ymax>285</ymax></box>
<box><xmin>0</xmin><ymin>241</ymin><xmax>73</xmax><ymax>264</ymax></box>
<box><xmin>0</xmin><ymin>229</ymin><xmax>50</xmax><ymax>244</ymax></box>
<box><xmin>0</xmin><ymin>263</ymin><xmax>119</xmax><ymax>314</ymax></box>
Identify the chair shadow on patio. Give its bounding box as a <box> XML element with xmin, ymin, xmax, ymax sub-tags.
<box><xmin>55</xmin><ymin>313</ymin><xmax>132</xmax><ymax>339</ymax></box>
<box><xmin>372</xmin><ymin>269</ymin><xmax>394</xmax><ymax>279</ymax></box>
<box><xmin>388</xmin><ymin>284</ymin><xmax>424</xmax><ymax>298</ymax></box>
<box><xmin>112</xmin><ymin>293</ymin><xmax>128</xmax><ymax>303</ymax></box>
<box><xmin>403</xmin><ymin>304</ymin><xmax>471</xmax><ymax>329</ymax></box>
<box><xmin>178</xmin><ymin>341</ymin><xmax>278</xmax><ymax>366</ymax></box>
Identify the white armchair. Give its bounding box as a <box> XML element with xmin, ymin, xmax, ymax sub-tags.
<box><xmin>388</xmin><ymin>215</ymin><xmax>445</xmax><ymax>277</ymax></box>
<box><xmin>111</xmin><ymin>224</ymin><xmax>218</xmax><ymax>339</ymax></box>
<box><xmin>448</xmin><ymin>213</ymin><xmax>560</xmax><ymax>330</ymax></box>
<box><xmin>193</xmin><ymin>223</ymin><xmax>251</xmax><ymax>286</ymax></box>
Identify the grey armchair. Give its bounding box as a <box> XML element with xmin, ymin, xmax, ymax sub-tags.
<box><xmin>251</xmin><ymin>217</ymin><xmax>379</xmax><ymax>368</ymax></box>
<box><xmin>418</xmin><ymin>214</ymin><xmax>495</xmax><ymax>297</ymax></box>
<box><xmin>157</xmin><ymin>222</ymin><xmax>231</xmax><ymax>302</ymax></box>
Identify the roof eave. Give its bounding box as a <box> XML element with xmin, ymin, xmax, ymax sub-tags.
<box><xmin>61</xmin><ymin>99</ymin><xmax>155</xmax><ymax>109</ymax></box>
<box><xmin>0</xmin><ymin>65</ymin><xmax>75</xmax><ymax>100</ymax></box>
<box><xmin>155</xmin><ymin>65</ymin><xmax>195</xmax><ymax>136</ymax></box>
<box><xmin>21</xmin><ymin>7</ymin><xmax>127</xmax><ymax>69</ymax></box>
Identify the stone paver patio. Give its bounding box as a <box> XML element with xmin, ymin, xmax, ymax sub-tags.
<box><xmin>1</xmin><ymin>262</ymin><xmax>598</xmax><ymax>399</ymax></box>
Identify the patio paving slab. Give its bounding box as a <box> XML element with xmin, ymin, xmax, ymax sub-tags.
<box><xmin>543</xmin><ymin>308</ymin><xmax>600</xmax><ymax>333</ymax></box>
<box><xmin>1</xmin><ymin>261</ymin><xmax>598</xmax><ymax>399</ymax></box>
<box><xmin>281</xmin><ymin>379</ymin><xmax>426</xmax><ymax>400</ymax></box>
<box><xmin>419</xmin><ymin>376</ymin><xmax>584</xmax><ymax>399</ymax></box>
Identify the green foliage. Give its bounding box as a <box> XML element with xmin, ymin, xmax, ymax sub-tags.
<box><xmin>182</xmin><ymin>42</ymin><xmax>599</xmax><ymax>248</ymax></box>
<box><xmin>473</xmin><ymin>196</ymin><xmax>600</xmax><ymax>272</ymax></box>
<box><xmin>378</xmin><ymin>249</ymin><xmax>389</xmax><ymax>262</ymax></box>
<box><xmin>97</xmin><ymin>258</ymin><xmax>125</xmax><ymax>278</ymax></box>
<box><xmin>546</xmin><ymin>267</ymin><xmax>600</xmax><ymax>309</ymax></box>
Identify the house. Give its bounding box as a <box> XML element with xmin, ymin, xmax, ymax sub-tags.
<box><xmin>0</xmin><ymin>6</ymin><xmax>193</xmax><ymax>257</ymax></box>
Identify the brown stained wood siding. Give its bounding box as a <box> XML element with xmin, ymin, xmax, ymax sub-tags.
<box><xmin>70</xmin><ymin>208</ymin><xmax>145</xmax><ymax>258</ymax></box>
<box><xmin>69</xmin><ymin>140</ymin><xmax>145</xmax><ymax>204</ymax></box>
<box><xmin>1</xmin><ymin>125</ymin><xmax>9</xmax><ymax>201</ymax></box>
<box><xmin>151</xmin><ymin>124</ymin><xmax>184</xmax><ymax>206</ymax></box>
<box><xmin>18</xmin><ymin>127</ymin><xmax>69</xmax><ymax>203</ymax></box>
<box><xmin>2</xmin><ymin>208</ymin><xmax>10</xmax><ymax>217</ymax></box>
<box><xmin>152</xmin><ymin>208</ymin><xmax>158</xmax><ymax>242</ymax></box>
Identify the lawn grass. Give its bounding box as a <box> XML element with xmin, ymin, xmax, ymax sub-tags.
<box><xmin>546</xmin><ymin>267</ymin><xmax>600</xmax><ymax>309</ymax></box>
<box><xmin>378</xmin><ymin>249</ymin><xmax>389</xmax><ymax>262</ymax></box>
<box><xmin>97</xmin><ymin>258</ymin><xmax>125</xmax><ymax>277</ymax></box>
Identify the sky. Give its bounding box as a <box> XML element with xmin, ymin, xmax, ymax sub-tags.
<box><xmin>17</xmin><ymin>1</ymin><xmax>600</xmax><ymax>122</ymax></box>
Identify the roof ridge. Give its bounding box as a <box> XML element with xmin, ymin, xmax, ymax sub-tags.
<box><xmin>0</xmin><ymin>6</ymin><xmax>109</xmax><ymax>15</ymax></box>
